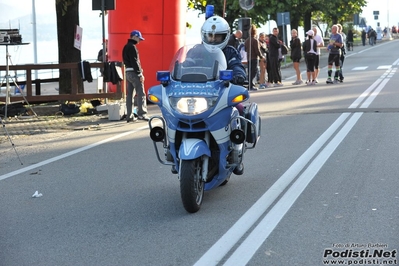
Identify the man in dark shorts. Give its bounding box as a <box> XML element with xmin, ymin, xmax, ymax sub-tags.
<box><xmin>326</xmin><ymin>25</ymin><xmax>343</xmax><ymax>84</ymax></box>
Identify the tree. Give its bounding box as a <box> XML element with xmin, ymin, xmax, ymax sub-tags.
<box><xmin>55</xmin><ymin>0</ymin><xmax>83</xmax><ymax>94</ymax></box>
<box><xmin>189</xmin><ymin>0</ymin><xmax>367</xmax><ymax>38</ymax></box>
<box><xmin>315</xmin><ymin>0</ymin><xmax>367</xmax><ymax>37</ymax></box>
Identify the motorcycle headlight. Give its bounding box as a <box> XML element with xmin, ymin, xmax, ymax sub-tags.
<box><xmin>169</xmin><ymin>97</ymin><xmax>218</xmax><ymax>115</ymax></box>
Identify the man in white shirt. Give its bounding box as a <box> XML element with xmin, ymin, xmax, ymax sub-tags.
<box><xmin>312</xmin><ymin>26</ymin><xmax>324</xmax><ymax>83</ymax></box>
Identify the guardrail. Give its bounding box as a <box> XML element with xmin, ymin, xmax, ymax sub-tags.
<box><xmin>0</xmin><ymin>62</ymin><xmax>122</xmax><ymax>104</ymax></box>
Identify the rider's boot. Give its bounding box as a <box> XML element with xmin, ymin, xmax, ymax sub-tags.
<box><xmin>233</xmin><ymin>163</ymin><xmax>244</xmax><ymax>175</ymax></box>
<box><xmin>171</xmin><ymin>165</ymin><xmax>178</xmax><ymax>174</ymax></box>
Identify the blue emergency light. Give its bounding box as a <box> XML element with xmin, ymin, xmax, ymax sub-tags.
<box><xmin>205</xmin><ymin>5</ymin><xmax>214</xmax><ymax>19</ymax></box>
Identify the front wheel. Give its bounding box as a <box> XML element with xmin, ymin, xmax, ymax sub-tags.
<box><xmin>180</xmin><ymin>158</ymin><xmax>204</xmax><ymax>213</ymax></box>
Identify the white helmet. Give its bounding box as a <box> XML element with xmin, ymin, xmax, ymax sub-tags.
<box><xmin>201</xmin><ymin>15</ymin><xmax>230</xmax><ymax>52</ymax></box>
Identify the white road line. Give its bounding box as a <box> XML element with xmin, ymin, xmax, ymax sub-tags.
<box><xmin>348</xmin><ymin>78</ymin><xmax>383</xmax><ymax>109</ymax></box>
<box><xmin>0</xmin><ymin>125</ymin><xmax>149</xmax><ymax>181</ymax></box>
<box><xmin>195</xmin><ymin>55</ymin><xmax>396</xmax><ymax>266</ymax></box>
<box><xmin>194</xmin><ymin>113</ymin><xmax>351</xmax><ymax>266</ymax></box>
<box><xmin>361</xmin><ymin>78</ymin><xmax>389</xmax><ymax>108</ymax></box>
<box><xmin>224</xmin><ymin>112</ymin><xmax>363</xmax><ymax>266</ymax></box>
<box><xmin>352</xmin><ymin>66</ymin><xmax>368</xmax><ymax>70</ymax></box>
<box><xmin>348</xmin><ymin>68</ymin><xmax>394</xmax><ymax>109</ymax></box>
<box><xmin>377</xmin><ymin>65</ymin><xmax>392</xmax><ymax>69</ymax></box>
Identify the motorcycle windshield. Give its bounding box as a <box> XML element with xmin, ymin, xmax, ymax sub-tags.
<box><xmin>169</xmin><ymin>44</ymin><xmax>227</xmax><ymax>82</ymax></box>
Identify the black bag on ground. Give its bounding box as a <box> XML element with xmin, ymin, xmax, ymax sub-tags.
<box><xmin>59</xmin><ymin>103</ymin><xmax>80</xmax><ymax>115</ymax></box>
<box><xmin>0</xmin><ymin>103</ymin><xmax>28</xmax><ymax>117</ymax></box>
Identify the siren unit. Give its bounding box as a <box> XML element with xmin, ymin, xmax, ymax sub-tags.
<box><xmin>0</xmin><ymin>29</ymin><xmax>22</xmax><ymax>44</ymax></box>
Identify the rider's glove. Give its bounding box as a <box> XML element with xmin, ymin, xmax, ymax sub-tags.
<box><xmin>232</xmin><ymin>75</ymin><xmax>245</xmax><ymax>85</ymax></box>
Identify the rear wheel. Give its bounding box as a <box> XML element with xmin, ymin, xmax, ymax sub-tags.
<box><xmin>180</xmin><ymin>158</ymin><xmax>204</xmax><ymax>213</ymax></box>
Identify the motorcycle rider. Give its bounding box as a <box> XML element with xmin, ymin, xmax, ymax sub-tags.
<box><xmin>201</xmin><ymin>15</ymin><xmax>247</xmax><ymax>86</ymax></box>
<box><xmin>200</xmin><ymin>15</ymin><xmax>246</xmax><ymax>175</ymax></box>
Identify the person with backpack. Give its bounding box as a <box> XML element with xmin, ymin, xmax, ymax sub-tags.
<box><xmin>303</xmin><ymin>30</ymin><xmax>318</xmax><ymax>85</ymax></box>
<box><xmin>312</xmin><ymin>26</ymin><xmax>325</xmax><ymax>83</ymax></box>
<box><xmin>368</xmin><ymin>28</ymin><xmax>377</xmax><ymax>46</ymax></box>
<box><xmin>361</xmin><ymin>29</ymin><xmax>367</xmax><ymax>46</ymax></box>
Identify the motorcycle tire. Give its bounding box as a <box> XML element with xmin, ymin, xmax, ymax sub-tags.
<box><xmin>180</xmin><ymin>158</ymin><xmax>204</xmax><ymax>213</ymax></box>
<box><xmin>219</xmin><ymin>177</ymin><xmax>230</xmax><ymax>186</ymax></box>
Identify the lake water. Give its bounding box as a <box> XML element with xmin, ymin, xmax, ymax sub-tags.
<box><xmin>0</xmin><ymin>39</ymin><xmax>102</xmax><ymax>65</ymax></box>
<box><xmin>0</xmin><ymin>39</ymin><xmax>104</xmax><ymax>81</ymax></box>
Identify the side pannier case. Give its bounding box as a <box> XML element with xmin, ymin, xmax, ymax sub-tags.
<box><xmin>243</xmin><ymin>102</ymin><xmax>261</xmax><ymax>144</ymax></box>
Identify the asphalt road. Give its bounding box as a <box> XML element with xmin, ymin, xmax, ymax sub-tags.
<box><xmin>0</xmin><ymin>40</ymin><xmax>398</xmax><ymax>266</ymax></box>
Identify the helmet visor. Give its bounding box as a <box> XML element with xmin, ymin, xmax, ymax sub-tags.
<box><xmin>203</xmin><ymin>32</ymin><xmax>228</xmax><ymax>45</ymax></box>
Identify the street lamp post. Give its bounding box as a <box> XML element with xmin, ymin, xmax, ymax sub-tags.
<box><xmin>268</xmin><ymin>14</ymin><xmax>271</xmax><ymax>34</ymax></box>
<box><xmin>386</xmin><ymin>0</ymin><xmax>392</xmax><ymax>39</ymax></box>
<box><xmin>32</xmin><ymin>0</ymin><xmax>38</xmax><ymax>80</ymax></box>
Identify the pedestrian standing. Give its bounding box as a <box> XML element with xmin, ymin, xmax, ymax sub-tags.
<box><xmin>312</xmin><ymin>26</ymin><xmax>324</xmax><ymax>83</ymax></box>
<box><xmin>268</xmin><ymin>27</ymin><xmax>283</xmax><ymax>87</ymax></box>
<box><xmin>227</xmin><ymin>30</ymin><xmax>242</xmax><ymax>50</ymax></box>
<box><xmin>346</xmin><ymin>29</ymin><xmax>354</xmax><ymax>51</ymax></box>
<box><xmin>367</xmin><ymin>27</ymin><xmax>376</xmax><ymax>45</ymax></box>
<box><xmin>122</xmin><ymin>30</ymin><xmax>149</xmax><ymax>122</ymax></box>
<box><xmin>303</xmin><ymin>30</ymin><xmax>318</xmax><ymax>85</ymax></box>
<box><xmin>337</xmin><ymin>24</ymin><xmax>346</xmax><ymax>82</ymax></box>
<box><xmin>97</xmin><ymin>39</ymin><xmax>108</xmax><ymax>77</ymax></box>
<box><xmin>258</xmin><ymin>32</ymin><xmax>268</xmax><ymax>88</ymax></box>
<box><xmin>97</xmin><ymin>39</ymin><xmax>108</xmax><ymax>62</ymax></box>
<box><xmin>361</xmin><ymin>29</ymin><xmax>366</xmax><ymax>46</ymax></box>
<box><xmin>326</xmin><ymin>25</ymin><xmax>343</xmax><ymax>84</ymax></box>
<box><xmin>290</xmin><ymin>29</ymin><xmax>303</xmax><ymax>85</ymax></box>
<box><xmin>244</xmin><ymin>24</ymin><xmax>264</xmax><ymax>91</ymax></box>
<box><xmin>264</xmin><ymin>34</ymin><xmax>272</xmax><ymax>87</ymax></box>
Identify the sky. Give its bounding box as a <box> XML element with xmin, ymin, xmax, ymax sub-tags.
<box><xmin>0</xmin><ymin>0</ymin><xmax>106</xmax><ymax>65</ymax></box>
<box><xmin>360</xmin><ymin>0</ymin><xmax>399</xmax><ymax>29</ymax></box>
<box><xmin>0</xmin><ymin>0</ymin><xmax>104</xmax><ymax>35</ymax></box>
<box><xmin>0</xmin><ymin>0</ymin><xmax>95</xmax><ymax>21</ymax></box>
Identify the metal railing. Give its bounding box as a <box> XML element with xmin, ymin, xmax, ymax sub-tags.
<box><xmin>0</xmin><ymin>62</ymin><xmax>122</xmax><ymax>103</ymax></box>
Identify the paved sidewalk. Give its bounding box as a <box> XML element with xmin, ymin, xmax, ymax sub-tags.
<box><xmin>1</xmin><ymin>114</ymin><xmax>110</xmax><ymax>138</ymax></box>
<box><xmin>0</xmin><ymin>102</ymin><xmax>161</xmax><ymax>143</ymax></box>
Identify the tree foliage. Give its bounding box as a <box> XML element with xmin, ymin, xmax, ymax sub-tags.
<box><xmin>188</xmin><ymin>0</ymin><xmax>367</xmax><ymax>37</ymax></box>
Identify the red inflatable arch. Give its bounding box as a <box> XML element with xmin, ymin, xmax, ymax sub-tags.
<box><xmin>107</xmin><ymin>0</ymin><xmax>186</xmax><ymax>93</ymax></box>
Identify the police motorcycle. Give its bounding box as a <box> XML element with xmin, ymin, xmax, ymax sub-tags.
<box><xmin>148</xmin><ymin>44</ymin><xmax>260</xmax><ymax>213</ymax></box>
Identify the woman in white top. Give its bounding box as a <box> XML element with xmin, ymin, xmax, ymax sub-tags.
<box><xmin>312</xmin><ymin>27</ymin><xmax>324</xmax><ymax>83</ymax></box>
